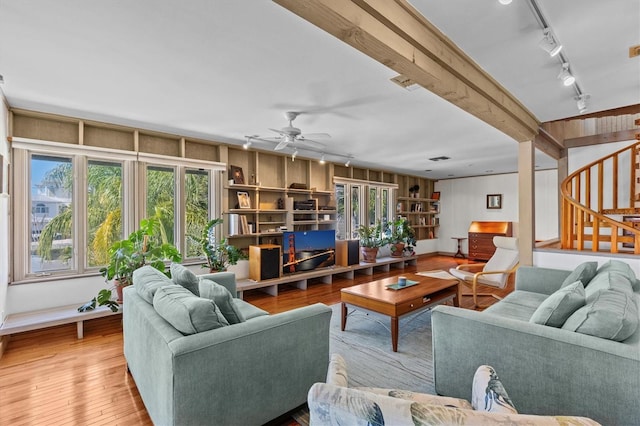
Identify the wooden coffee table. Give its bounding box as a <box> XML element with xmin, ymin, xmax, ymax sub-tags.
<box><xmin>341</xmin><ymin>273</ymin><xmax>460</xmax><ymax>352</ymax></box>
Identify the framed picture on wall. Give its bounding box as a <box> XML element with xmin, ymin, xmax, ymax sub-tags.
<box><xmin>487</xmin><ymin>194</ymin><xmax>502</xmax><ymax>209</ymax></box>
<box><xmin>230</xmin><ymin>165</ymin><xmax>245</xmax><ymax>184</ymax></box>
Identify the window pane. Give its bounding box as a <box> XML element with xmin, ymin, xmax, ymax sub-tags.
<box><xmin>185</xmin><ymin>169</ymin><xmax>209</xmax><ymax>258</ymax></box>
<box><xmin>350</xmin><ymin>185</ymin><xmax>360</xmax><ymax>239</ymax></box>
<box><xmin>87</xmin><ymin>160</ymin><xmax>123</xmax><ymax>267</ymax></box>
<box><xmin>31</xmin><ymin>155</ymin><xmax>73</xmax><ymax>273</ymax></box>
<box><xmin>368</xmin><ymin>187</ymin><xmax>377</xmax><ymax>226</ymax></box>
<box><xmin>381</xmin><ymin>188</ymin><xmax>389</xmax><ymax>225</ymax></box>
<box><xmin>335</xmin><ymin>184</ymin><xmax>346</xmax><ymax>240</ymax></box>
<box><xmin>146</xmin><ymin>166</ymin><xmax>176</xmax><ymax>245</ymax></box>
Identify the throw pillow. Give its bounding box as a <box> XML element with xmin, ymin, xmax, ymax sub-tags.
<box><xmin>562</xmin><ymin>289</ymin><xmax>639</xmax><ymax>342</ymax></box>
<box><xmin>153</xmin><ymin>284</ymin><xmax>229</xmax><ymax>335</ymax></box>
<box><xmin>170</xmin><ymin>262</ymin><xmax>200</xmax><ymax>296</ymax></box>
<box><xmin>199</xmin><ymin>278</ymin><xmax>245</xmax><ymax>324</ymax></box>
<box><xmin>529</xmin><ymin>281</ymin><xmax>586</xmax><ymax>327</ymax></box>
<box><xmin>584</xmin><ymin>271</ymin><xmax>634</xmax><ymax>302</ymax></box>
<box><xmin>471</xmin><ymin>365</ymin><xmax>518</xmax><ymax>414</ymax></box>
<box><xmin>133</xmin><ymin>265</ymin><xmax>173</xmax><ymax>304</ymax></box>
<box><xmin>561</xmin><ymin>261</ymin><xmax>598</xmax><ymax>288</ymax></box>
<box><xmin>596</xmin><ymin>260</ymin><xmax>640</xmax><ymax>291</ymax></box>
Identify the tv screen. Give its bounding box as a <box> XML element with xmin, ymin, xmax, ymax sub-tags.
<box><xmin>282</xmin><ymin>230</ymin><xmax>336</xmax><ymax>274</ymax></box>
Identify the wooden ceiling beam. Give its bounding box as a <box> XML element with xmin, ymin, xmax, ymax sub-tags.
<box><xmin>535</xmin><ymin>127</ymin><xmax>563</xmax><ymax>160</ymax></box>
<box><xmin>273</xmin><ymin>0</ymin><xmax>539</xmax><ymax>142</ymax></box>
<box><xmin>564</xmin><ymin>129</ymin><xmax>638</xmax><ymax>149</ymax></box>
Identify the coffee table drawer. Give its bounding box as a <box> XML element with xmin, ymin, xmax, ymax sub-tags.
<box><xmin>396</xmin><ymin>289</ymin><xmax>456</xmax><ymax>315</ymax></box>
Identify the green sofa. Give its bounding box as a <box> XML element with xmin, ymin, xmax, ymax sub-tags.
<box><xmin>123</xmin><ymin>265</ymin><xmax>332</xmax><ymax>426</ymax></box>
<box><xmin>432</xmin><ymin>262</ymin><xmax>640</xmax><ymax>426</ymax></box>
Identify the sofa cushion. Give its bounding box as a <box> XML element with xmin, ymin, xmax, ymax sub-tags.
<box><xmin>153</xmin><ymin>284</ymin><xmax>229</xmax><ymax>335</ymax></box>
<box><xmin>561</xmin><ymin>261</ymin><xmax>597</xmax><ymax>288</ymax></box>
<box><xmin>529</xmin><ymin>281</ymin><xmax>586</xmax><ymax>327</ymax></box>
<box><xmin>596</xmin><ymin>259</ymin><xmax>640</xmax><ymax>291</ymax></box>
<box><xmin>562</xmin><ymin>289</ymin><xmax>639</xmax><ymax>342</ymax></box>
<box><xmin>472</xmin><ymin>365</ymin><xmax>518</xmax><ymax>414</ymax></box>
<box><xmin>199</xmin><ymin>278</ymin><xmax>245</xmax><ymax>324</ymax></box>
<box><xmin>232</xmin><ymin>299</ymin><xmax>269</xmax><ymax>320</ymax></box>
<box><xmin>585</xmin><ymin>271</ymin><xmax>634</xmax><ymax>302</ymax></box>
<box><xmin>170</xmin><ymin>262</ymin><xmax>200</xmax><ymax>296</ymax></box>
<box><xmin>484</xmin><ymin>298</ymin><xmax>539</xmax><ymax>322</ymax></box>
<box><xmin>498</xmin><ymin>291</ymin><xmax>549</xmax><ymax>310</ymax></box>
<box><xmin>133</xmin><ymin>265</ymin><xmax>173</xmax><ymax>304</ymax></box>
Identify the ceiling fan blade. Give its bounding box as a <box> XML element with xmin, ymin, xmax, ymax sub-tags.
<box><xmin>296</xmin><ymin>139</ymin><xmax>326</xmax><ymax>149</ymax></box>
<box><xmin>269</xmin><ymin>128</ymin><xmax>285</xmax><ymax>135</ymax></box>
<box><xmin>274</xmin><ymin>139</ymin><xmax>290</xmax><ymax>151</ymax></box>
<box><xmin>300</xmin><ymin>133</ymin><xmax>331</xmax><ymax>139</ymax></box>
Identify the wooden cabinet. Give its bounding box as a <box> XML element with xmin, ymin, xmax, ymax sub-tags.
<box><xmin>468</xmin><ymin>221</ymin><xmax>513</xmax><ymax>261</ymax></box>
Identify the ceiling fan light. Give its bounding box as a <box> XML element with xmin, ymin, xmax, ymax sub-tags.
<box><xmin>539</xmin><ymin>29</ymin><xmax>562</xmax><ymax>57</ymax></box>
<box><xmin>558</xmin><ymin>63</ymin><xmax>575</xmax><ymax>86</ymax></box>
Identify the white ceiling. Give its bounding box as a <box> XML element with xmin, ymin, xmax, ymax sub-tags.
<box><xmin>0</xmin><ymin>0</ymin><xmax>638</xmax><ymax>179</ymax></box>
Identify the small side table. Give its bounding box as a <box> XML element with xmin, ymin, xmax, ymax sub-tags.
<box><xmin>452</xmin><ymin>237</ymin><xmax>466</xmax><ymax>259</ymax></box>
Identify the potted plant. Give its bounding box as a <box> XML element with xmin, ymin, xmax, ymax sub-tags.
<box><xmin>386</xmin><ymin>217</ymin><xmax>416</xmax><ymax>257</ymax></box>
<box><xmin>99</xmin><ymin>217</ymin><xmax>182</xmax><ymax>302</ymax></box>
<box><xmin>200</xmin><ymin>218</ymin><xmax>246</xmax><ymax>272</ymax></box>
<box><xmin>357</xmin><ymin>221</ymin><xmax>384</xmax><ymax>263</ymax></box>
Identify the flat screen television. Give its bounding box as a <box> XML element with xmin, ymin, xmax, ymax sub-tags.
<box><xmin>282</xmin><ymin>230</ymin><xmax>336</xmax><ymax>274</ymax></box>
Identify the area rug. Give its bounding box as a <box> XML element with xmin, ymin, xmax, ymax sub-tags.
<box><xmin>292</xmin><ymin>303</ymin><xmax>436</xmax><ymax>425</ymax></box>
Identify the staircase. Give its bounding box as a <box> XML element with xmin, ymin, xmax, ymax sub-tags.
<box><xmin>561</xmin><ymin>119</ymin><xmax>640</xmax><ymax>253</ymax></box>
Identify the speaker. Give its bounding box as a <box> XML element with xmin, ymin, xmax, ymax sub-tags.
<box><xmin>249</xmin><ymin>244</ymin><xmax>281</xmax><ymax>281</ymax></box>
<box><xmin>335</xmin><ymin>239</ymin><xmax>360</xmax><ymax>266</ymax></box>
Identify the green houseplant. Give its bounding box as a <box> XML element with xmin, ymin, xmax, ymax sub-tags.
<box><xmin>357</xmin><ymin>221</ymin><xmax>384</xmax><ymax>263</ymax></box>
<box><xmin>386</xmin><ymin>217</ymin><xmax>416</xmax><ymax>257</ymax></box>
<box><xmin>79</xmin><ymin>217</ymin><xmax>182</xmax><ymax>312</ymax></box>
<box><xmin>200</xmin><ymin>218</ymin><xmax>246</xmax><ymax>272</ymax></box>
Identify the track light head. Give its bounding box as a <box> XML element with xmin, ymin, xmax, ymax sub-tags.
<box><xmin>539</xmin><ymin>29</ymin><xmax>562</xmax><ymax>57</ymax></box>
<box><xmin>319</xmin><ymin>154</ymin><xmax>326</xmax><ymax>164</ymax></box>
<box><xmin>291</xmin><ymin>149</ymin><xmax>298</xmax><ymax>161</ymax></box>
<box><xmin>345</xmin><ymin>159</ymin><xmax>351</xmax><ymax>167</ymax></box>
<box><xmin>243</xmin><ymin>136</ymin><xmax>253</xmax><ymax>150</ymax></box>
<box><xmin>575</xmin><ymin>94</ymin><xmax>590</xmax><ymax>113</ymax></box>
<box><xmin>558</xmin><ymin>63</ymin><xmax>575</xmax><ymax>86</ymax></box>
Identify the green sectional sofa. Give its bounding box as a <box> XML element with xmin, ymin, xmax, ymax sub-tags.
<box><xmin>123</xmin><ymin>265</ymin><xmax>332</xmax><ymax>426</ymax></box>
<box><xmin>432</xmin><ymin>261</ymin><xmax>640</xmax><ymax>426</ymax></box>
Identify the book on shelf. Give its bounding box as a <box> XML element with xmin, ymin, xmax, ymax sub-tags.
<box><xmin>240</xmin><ymin>215</ymin><xmax>250</xmax><ymax>234</ymax></box>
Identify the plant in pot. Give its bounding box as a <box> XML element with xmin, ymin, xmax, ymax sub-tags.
<box><xmin>357</xmin><ymin>221</ymin><xmax>384</xmax><ymax>263</ymax></box>
<box><xmin>78</xmin><ymin>217</ymin><xmax>182</xmax><ymax>312</ymax></box>
<box><xmin>200</xmin><ymin>218</ymin><xmax>246</xmax><ymax>272</ymax></box>
<box><xmin>386</xmin><ymin>217</ymin><xmax>416</xmax><ymax>257</ymax></box>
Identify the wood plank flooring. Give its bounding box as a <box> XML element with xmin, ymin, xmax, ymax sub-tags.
<box><xmin>0</xmin><ymin>255</ymin><xmax>510</xmax><ymax>425</ymax></box>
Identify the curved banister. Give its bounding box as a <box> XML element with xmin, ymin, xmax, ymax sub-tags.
<box><xmin>560</xmin><ymin>141</ymin><xmax>640</xmax><ymax>254</ymax></box>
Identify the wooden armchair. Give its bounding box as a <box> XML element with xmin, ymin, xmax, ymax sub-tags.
<box><xmin>449</xmin><ymin>236</ymin><xmax>519</xmax><ymax>308</ymax></box>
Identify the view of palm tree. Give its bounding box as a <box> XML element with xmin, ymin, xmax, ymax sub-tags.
<box><xmin>32</xmin><ymin>159</ymin><xmax>211</xmax><ymax>273</ymax></box>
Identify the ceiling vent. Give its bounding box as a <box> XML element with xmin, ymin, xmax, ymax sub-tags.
<box><xmin>429</xmin><ymin>156</ymin><xmax>451</xmax><ymax>162</ymax></box>
<box><xmin>390</xmin><ymin>75</ymin><xmax>420</xmax><ymax>91</ymax></box>
<box><xmin>630</xmin><ymin>45</ymin><xmax>640</xmax><ymax>58</ymax></box>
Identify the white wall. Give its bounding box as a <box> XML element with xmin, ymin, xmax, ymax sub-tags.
<box><xmin>434</xmin><ymin>169</ymin><xmax>558</xmax><ymax>254</ymax></box>
<box><xmin>0</xmin><ymin>94</ymin><xmax>9</xmax><ymax>321</ymax></box>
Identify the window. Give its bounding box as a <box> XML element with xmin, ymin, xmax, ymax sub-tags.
<box><xmin>30</xmin><ymin>154</ymin><xmax>73</xmax><ymax>274</ymax></box>
<box><xmin>184</xmin><ymin>169</ymin><xmax>210</xmax><ymax>258</ymax></box>
<box><xmin>12</xmin><ymin>139</ymin><xmax>224</xmax><ymax>282</ymax></box>
<box><xmin>87</xmin><ymin>160</ymin><xmax>123</xmax><ymax>268</ymax></box>
<box><xmin>334</xmin><ymin>178</ymin><xmax>396</xmax><ymax>241</ymax></box>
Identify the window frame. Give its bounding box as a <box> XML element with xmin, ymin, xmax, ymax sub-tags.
<box><xmin>11</xmin><ymin>138</ymin><xmax>224</xmax><ymax>283</ymax></box>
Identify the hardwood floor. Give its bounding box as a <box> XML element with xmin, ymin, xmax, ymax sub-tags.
<box><xmin>0</xmin><ymin>255</ymin><xmax>511</xmax><ymax>425</ymax></box>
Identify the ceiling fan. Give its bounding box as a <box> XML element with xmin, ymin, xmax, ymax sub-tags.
<box><xmin>253</xmin><ymin>111</ymin><xmax>331</xmax><ymax>151</ymax></box>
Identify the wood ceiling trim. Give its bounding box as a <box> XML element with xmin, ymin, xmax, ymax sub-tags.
<box><xmin>564</xmin><ymin>129</ymin><xmax>638</xmax><ymax>149</ymax></box>
<box><xmin>273</xmin><ymin>0</ymin><xmax>539</xmax><ymax>142</ymax></box>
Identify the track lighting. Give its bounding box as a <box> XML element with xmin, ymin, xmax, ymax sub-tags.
<box><xmin>576</xmin><ymin>94</ymin><xmax>590</xmax><ymax>113</ymax></box>
<box><xmin>291</xmin><ymin>149</ymin><xmax>298</xmax><ymax>161</ymax></box>
<box><xmin>319</xmin><ymin>154</ymin><xmax>325</xmax><ymax>164</ymax></box>
<box><xmin>498</xmin><ymin>0</ymin><xmax>512</xmax><ymax>4</ymax></box>
<box><xmin>539</xmin><ymin>28</ymin><xmax>562</xmax><ymax>57</ymax></box>
<box><xmin>344</xmin><ymin>159</ymin><xmax>351</xmax><ymax>167</ymax></box>
<box><xmin>558</xmin><ymin>63</ymin><xmax>575</xmax><ymax>86</ymax></box>
<box><xmin>243</xmin><ymin>136</ymin><xmax>253</xmax><ymax>150</ymax></box>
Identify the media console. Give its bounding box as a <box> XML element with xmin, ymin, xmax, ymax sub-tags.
<box><xmin>235</xmin><ymin>255</ymin><xmax>419</xmax><ymax>299</ymax></box>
